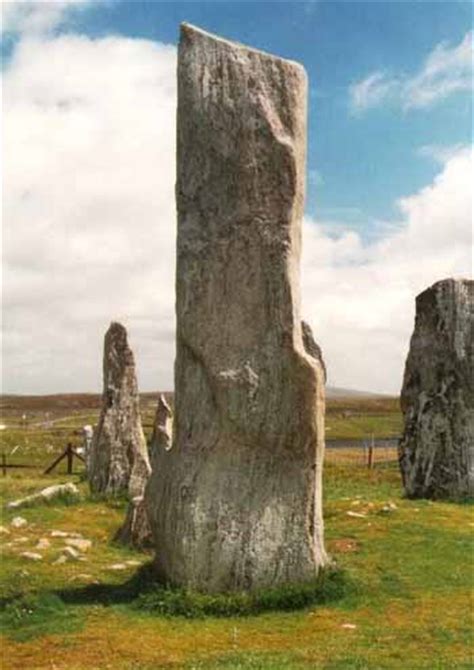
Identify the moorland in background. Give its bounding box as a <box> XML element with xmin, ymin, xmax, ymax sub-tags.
<box><xmin>0</xmin><ymin>393</ymin><xmax>472</xmax><ymax>669</ymax></box>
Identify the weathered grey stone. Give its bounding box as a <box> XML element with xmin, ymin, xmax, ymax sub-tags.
<box><xmin>116</xmin><ymin>394</ymin><xmax>172</xmax><ymax>549</ymax></box>
<box><xmin>149</xmin><ymin>394</ymin><xmax>173</xmax><ymax>463</ymax></box>
<box><xmin>399</xmin><ymin>278</ymin><xmax>474</xmax><ymax>499</ymax></box>
<box><xmin>302</xmin><ymin>321</ymin><xmax>327</xmax><ymax>383</ymax></box>
<box><xmin>7</xmin><ymin>483</ymin><xmax>79</xmax><ymax>509</ymax></box>
<box><xmin>146</xmin><ymin>23</ymin><xmax>327</xmax><ymax>592</ymax></box>
<box><xmin>114</xmin><ymin>496</ymin><xmax>153</xmax><ymax>549</ymax></box>
<box><xmin>88</xmin><ymin>322</ymin><xmax>151</xmax><ymax>496</ymax></box>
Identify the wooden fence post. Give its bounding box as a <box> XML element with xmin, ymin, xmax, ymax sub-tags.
<box><xmin>367</xmin><ymin>434</ymin><xmax>374</xmax><ymax>469</ymax></box>
<box><xmin>66</xmin><ymin>443</ymin><xmax>73</xmax><ymax>475</ymax></box>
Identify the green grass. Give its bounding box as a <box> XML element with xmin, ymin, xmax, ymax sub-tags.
<box><xmin>0</xmin><ymin>591</ymin><xmax>84</xmax><ymax>642</ymax></box>
<box><xmin>130</xmin><ymin>567</ymin><xmax>352</xmax><ymax>618</ymax></box>
<box><xmin>0</xmin><ymin>397</ymin><xmax>472</xmax><ymax>669</ymax></box>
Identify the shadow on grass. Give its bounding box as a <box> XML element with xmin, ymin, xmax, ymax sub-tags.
<box><xmin>57</xmin><ymin>562</ymin><xmax>156</xmax><ymax>607</ymax></box>
<box><xmin>57</xmin><ymin>563</ymin><xmax>356</xmax><ymax>618</ymax></box>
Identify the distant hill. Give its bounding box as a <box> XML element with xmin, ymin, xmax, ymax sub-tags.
<box><xmin>325</xmin><ymin>386</ymin><xmax>391</xmax><ymax>399</ymax></box>
<box><xmin>1</xmin><ymin>387</ymin><xmax>393</xmax><ymax>413</ymax></box>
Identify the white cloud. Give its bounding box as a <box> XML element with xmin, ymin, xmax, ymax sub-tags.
<box><xmin>404</xmin><ymin>31</ymin><xmax>473</xmax><ymax>109</ymax></box>
<box><xmin>2</xmin><ymin>29</ymin><xmax>472</xmax><ymax>395</ymax></box>
<box><xmin>302</xmin><ymin>145</ymin><xmax>472</xmax><ymax>393</ymax></box>
<box><xmin>2</xmin><ymin>32</ymin><xmax>177</xmax><ymax>393</ymax></box>
<box><xmin>417</xmin><ymin>143</ymin><xmax>467</xmax><ymax>164</ymax></box>
<box><xmin>1</xmin><ymin>0</ymin><xmax>92</xmax><ymax>37</ymax></box>
<box><xmin>349</xmin><ymin>31</ymin><xmax>473</xmax><ymax>114</ymax></box>
<box><xmin>349</xmin><ymin>71</ymin><xmax>398</xmax><ymax>114</ymax></box>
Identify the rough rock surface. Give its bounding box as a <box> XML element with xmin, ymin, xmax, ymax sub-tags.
<box><xmin>146</xmin><ymin>24</ymin><xmax>327</xmax><ymax>592</ymax></box>
<box><xmin>302</xmin><ymin>321</ymin><xmax>327</xmax><ymax>383</ymax></box>
<box><xmin>7</xmin><ymin>483</ymin><xmax>79</xmax><ymax>509</ymax></box>
<box><xmin>399</xmin><ymin>278</ymin><xmax>474</xmax><ymax>499</ymax></box>
<box><xmin>114</xmin><ymin>496</ymin><xmax>153</xmax><ymax>549</ymax></box>
<box><xmin>88</xmin><ymin>322</ymin><xmax>150</xmax><ymax>496</ymax></box>
<box><xmin>149</xmin><ymin>394</ymin><xmax>173</xmax><ymax>463</ymax></box>
<box><xmin>116</xmin><ymin>394</ymin><xmax>172</xmax><ymax>549</ymax></box>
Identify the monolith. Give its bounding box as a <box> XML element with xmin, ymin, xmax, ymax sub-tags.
<box><xmin>149</xmin><ymin>394</ymin><xmax>173</xmax><ymax>463</ymax></box>
<box><xmin>88</xmin><ymin>322</ymin><xmax>151</xmax><ymax>496</ymax></box>
<box><xmin>399</xmin><ymin>279</ymin><xmax>474</xmax><ymax>499</ymax></box>
<box><xmin>146</xmin><ymin>24</ymin><xmax>327</xmax><ymax>592</ymax></box>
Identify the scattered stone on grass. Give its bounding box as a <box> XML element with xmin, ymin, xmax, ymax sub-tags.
<box><xmin>36</xmin><ymin>538</ymin><xmax>51</xmax><ymax>550</ymax></box>
<box><xmin>53</xmin><ymin>555</ymin><xmax>67</xmax><ymax>565</ymax></box>
<box><xmin>125</xmin><ymin>560</ymin><xmax>141</xmax><ymax>566</ymax></box>
<box><xmin>346</xmin><ymin>511</ymin><xmax>367</xmax><ymax>519</ymax></box>
<box><xmin>341</xmin><ymin>623</ymin><xmax>357</xmax><ymax>630</ymax></box>
<box><xmin>60</xmin><ymin>546</ymin><xmax>82</xmax><ymax>561</ymax></box>
<box><xmin>0</xmin><ymin>526</ymin><xmax>10</xmax><ymax>535</ymax></box>
<box><xmin>68</xmin><ymin>574</ymin><xmax>96</xmax><ymax>582</ymax></box>
<box><xmin>7</xmin><ymin>483</ymin><xmax>80</xmax><ymax>510</ymax></box>
<box><xmin>51</xmin><ymin>530</ymin><xmax>82</xmax><ymax>538</ymax></box>
<box><xmin>379</xmin><ymin>502</ymin><xmax>398</xmax><ymax>514</ymax></box>
<box><xmin>65</xmin><ymin>538</ymin><xmax>92</xmax><ymax>552</ymax></box>
<box><xmin>20</xmin><ymin>552</ymin><xmax>43</xmax><ymax>561</ymax></box>
<box><xmin>11</xmin><ymin>516</ymin><xmax>27</xmax><ymax>528</ymax></box>
<box><xmin>107</xmin><ymin>563</ymin><xmax>127</xmax><ymax>571</ymax></box>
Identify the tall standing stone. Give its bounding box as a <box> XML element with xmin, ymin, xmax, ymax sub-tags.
<box><xmin>399</xmin><ymin>279</ymin><xmax>474</xmax><ymax>499</ymax></box>
<box><xmin>89</xmin><ymin>322</ymin><xmax>151</xmax><ymax>497</ymax></box>
<box><xmin>146</xmin><ymin>24</ymin><xmax>327</xmax><ymax>592</ymax></box>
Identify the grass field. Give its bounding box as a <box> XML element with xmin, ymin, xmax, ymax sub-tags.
<box><xmin>0</xmin><ymin>395</ymin><xmax>472</xmax><ymax>669</ymax></box>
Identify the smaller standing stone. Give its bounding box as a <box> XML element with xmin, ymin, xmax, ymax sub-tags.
<box><xmin>399</xmin><ymin>278</ymin><xmax>474</xmax><ymax>499</ymax></box>
<box><xmin>88</xmin><ymin>322</ymin><xmax>151</xmax><ymax>497</ymax></box>
<box><xmin>114</xmin><ymin>496</ymin><xmax>153</xmax><ymax>549</ymax></box>
<box><xmin>117</xmin><ymin>394</ymin><xmax>173</xmax><ymax>549</ymax></box>
<box><xmin>149</xmin><ymin>394</ymin><xmax>173</xmax><ymax>462</ymax></box>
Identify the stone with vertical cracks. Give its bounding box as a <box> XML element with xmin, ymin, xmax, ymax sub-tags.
<box><xmin>116</xmin><ymin>394</ymin><xmax>173</xmax><ymax>549</ymax></box>
<box><xmin>88</xmin><ymin>322</ymin><xmax>151</xmax><ymax>497</ymax></box>
<box><xmin>145</xmin><ymin>24</ymin><xmax>327</xmax><ymax>592</ymax></box>
<box><xmin>114</xmin><ymin>496</ymin><xmax>153</xmax><ymax>549</ymax></box>
<box><xmin>149</xmin><ymin>394</ymin><xmax>173</xmax><ymax>465</ymax></box>
<box><xmin>399</xmin><ymin>279</ymin><xmax>474</xmax><ymax>499</ymax></box>
<box><xmin>302</xmin><ymin>321</ymin><xmax>327</xmax><ymax>383</ymax></box>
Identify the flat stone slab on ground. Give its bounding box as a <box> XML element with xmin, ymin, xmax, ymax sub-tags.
<box><xmin>7</xmin><ymin>483</ymin><xmax>79</xmax><ymax>510</ymax></box>
<box><xmin>20</xmin><ymin>552</ymin><xmax>43</xmax><ymax>561</ymax></box>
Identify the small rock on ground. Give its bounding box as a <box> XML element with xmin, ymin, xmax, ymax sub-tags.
<box><xmin>51</xmin><ymin>530</ymin><xmax>83</xmax><ymax>538</ymax></box>
<box><xmin>7</xmin><ymin>483</ymin><xmax>80</xmax><ymax>510</ymax></box>
<box><xmin>61</xmin><ymin>546</ymin><xmax>81</xmax><ymax>561</ymax></box>
<box><xmin>65</xmin><ymin>538</ymin><xmax>92</xmax><ymax>552</ymax></box>
<box><xmin>11</xmin><ymin>516</ymin><xmax>27</xmax><ymax>528</ymax></box>
<box><xmin>20</xmin><ymin>552</ymin><xmax>43</xmax><ymax>561</ymax></box>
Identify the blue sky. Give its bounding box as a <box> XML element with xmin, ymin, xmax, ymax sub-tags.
<box><xmin>8</xmin><ymin>0</ymin><xmax>470</xmax><ymax>232</ymax></box>
<box><xmin>3</xmin><ymin>0</ymin><xmax>471</xmax><ymax>230</ymax></box>
<box><xmin>2</xmin><ymin>1</ymin><xmax>472</xmax><ymax>393</ymax></box>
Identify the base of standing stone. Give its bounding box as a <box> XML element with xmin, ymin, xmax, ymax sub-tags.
<box><xmin>114</xmin><ymin>497</ymin><xmax>153</xmax><ymax>550</ymax></box>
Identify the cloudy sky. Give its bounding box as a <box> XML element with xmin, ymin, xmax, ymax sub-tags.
<box><xmin>2</xmin><ymin>0</ymin><xmax>472</xmax><ymax>395</ymax></box>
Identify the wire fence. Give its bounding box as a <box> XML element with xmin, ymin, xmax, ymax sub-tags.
<box><xmin>325</xmin><ymin>438</ymin><xmax>399</xmax><ymax>468</ymax></box>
